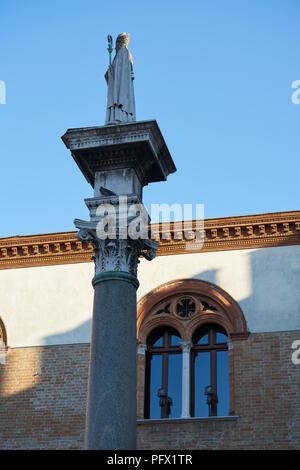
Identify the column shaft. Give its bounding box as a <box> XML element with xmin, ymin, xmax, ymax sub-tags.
<box><xmin>85</xmin><ymin>276</ymin><xmax>137</xmax><ymax>449</ymax></box>
<box><xmin>180</xmin><ymin>342</ymin><xmax>192</xmax><ymax>419</ymax></box>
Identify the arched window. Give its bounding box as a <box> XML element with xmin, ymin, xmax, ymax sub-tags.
<box><xmin>0</xmin><ymin>317</ymin><xmax>7</xmax><ymax>366</ymax></box>
<box><xmin>144</xmin><ymin>326</ymin><xmax>182</xmax><ymax>419</ymax></box>
<box><xmin>137</xmin><ymin>279</ymin><xmax>249</xmax><ymax>420</ymax></box>
<box><xmin>190</xmin><ymin>323</ymin><xmax>229</xmax><ymax>417</ymax></box>
<box><xmin>0</xmin><ymin>317</ymin><xmax>7</xmax><ymax>347</ymax></box>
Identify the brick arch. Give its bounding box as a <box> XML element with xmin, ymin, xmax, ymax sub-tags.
<box><xmin>0</xmin><ymin>317</ymin><xmax>7</xmax><ymax>346</ymax></box>
<box><xmin>137</xmin><ymin>278</ymin><xmax>249</xmax><ymax>344</ymax></box>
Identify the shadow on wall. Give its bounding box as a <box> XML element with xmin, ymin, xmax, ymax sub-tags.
<box><xmin>191</xmin><ymin>269</ymin><xmax>218</xmax><ymax>286</ymax></box>
<box><xmin>44</xmin><ymin>319</ymin><xmax>92</xmax><ymax>346</ymax></box>
<box><xmin>238</xmin><ymin>246</ymin><xmax>300</xmax><ymax>332</ymax></box>
<box><xmin>0</xmin><ymin>245</ymin><xmax>300</xmax><ymax>449</ymax></box>
<box><xmin>191</xmin><ymin>246</ymin><xmax>300</xmax><ymax>332</ymax></box>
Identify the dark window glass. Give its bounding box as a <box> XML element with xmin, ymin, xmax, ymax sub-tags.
<box><xmin>149</xmin><ymin>354</ymin><xmax>163</xmax><ymax>419</ymax></box>
<box><xmin>145</xmin><ymin>327</ymin><xmax>182</xmax><ymax>419</ymax></box>
<box><xmin>191</xmin><ymin>323</ymin><xmax>228</xmax><ymax>417</ymax></box>
<box><xmin>176</xmin><ymin>297</ymin><xmax>196</xmax><ymax>318</ymax></box>
<box><xmin>194</xmin><ymin>351</ymin><xmax>210</xmax><ymax>417</ymax></box>
<box><xmin>197</xmin><ymin>333</ymin><xmax>209</xmax><ymax>345</ymax></box>
<box><xmin>192</xmin><ymin>323</ymin><xmax>210</xmax><ymax>344</ymax></box>
<box><xmin>170</xmin><ymin>333</ymin><xmax>181</xmax><ymax>346</ymax></box>
<box><xmin>168</xmin><ymin>353</ymin><xmax>182</xmax><ymax>418</ymax></box>
<box><xmin>217</xmin><ymin>350</ymin><xmax>229</xmax><ymax>416</ymax></box>
<box><xmin>147</xmin><ymin>327</ymin><xmax>164</xmax><ymax>347</ymax></box>
<box><xmin>216</xmin><ymin>332</ymin><xmax>228</xmax><ymax>344</ymax></box>
<box><xmin>152</xmin><ymin>337</ymin><xmax>163</xmax><ymax>347</ymax></box>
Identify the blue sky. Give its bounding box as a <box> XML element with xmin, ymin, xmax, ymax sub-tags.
<box><xmin>0</xmin><ymin>0</ymin><xmax>299</xmax><ymax>237</ymax></box>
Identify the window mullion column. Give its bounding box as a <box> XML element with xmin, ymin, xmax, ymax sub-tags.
<box><xmin>180</xmin><ymin>341</ymin><xmax>192</xmax><ymax>419</ymax></box>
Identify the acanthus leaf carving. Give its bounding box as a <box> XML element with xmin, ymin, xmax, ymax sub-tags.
<box><xmin>76</xmin><ymin>221</ymin><xmax>159</xmax><ymax>277</ymax></box>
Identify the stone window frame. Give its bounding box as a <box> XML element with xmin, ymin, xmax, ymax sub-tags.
<box><xmin>0</xmin><ymin>317</ymin><xmax>7</xmax><ymax>347</ymax></box>
<box><xmin>0</xmin><ymin>317</ymin><xmax>7</xmax><ymax>367</ymax></box>
<box><xmin>136</xmin><ymin>278</ymin><xmax>249</xmax><ymax>419</ymax></box>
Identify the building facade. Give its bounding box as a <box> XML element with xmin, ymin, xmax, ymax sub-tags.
<box><xmin>0</xmin><ymin>210</ymin><xmax>299</xmax><ymax>449</ymax></box>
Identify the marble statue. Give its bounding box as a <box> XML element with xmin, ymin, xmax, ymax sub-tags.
<box><xmin>105</xmin><ymin>33</ymin><xmax>136</xmax><ymax>125</ymax></box>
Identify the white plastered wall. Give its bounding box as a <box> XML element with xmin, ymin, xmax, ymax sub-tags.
<box><xmin>0</xmin><ymin>244</ymin><xmax>299</xmax><ymax>347</ymax></box>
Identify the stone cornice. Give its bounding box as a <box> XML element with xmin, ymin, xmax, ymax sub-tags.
<box><xmin>61</xmin><ymin>120</ymin><xmax>176</xmax><ymax>187</ymax></box>
<box><xmin>0</xmin><ymin>210</ymin><xmax>300</xmax><ymax>270</ymax></box>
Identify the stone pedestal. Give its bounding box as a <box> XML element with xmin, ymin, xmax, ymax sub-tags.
<box><xmin>62</xmin><ymin>120</ymin><xmax>176</xmax><ymax>449</ymax></box>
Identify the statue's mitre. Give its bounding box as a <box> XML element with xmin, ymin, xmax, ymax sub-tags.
<box><xmin>116</xmin><ymin>32</ymin><xmax>130</xmax><ymax>50</ymax></box>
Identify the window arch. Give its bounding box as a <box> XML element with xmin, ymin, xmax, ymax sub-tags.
<box><xmin>0</xmin><ymin>317</ymin><xmax>7</xmax><ymax>347</ymax></box>
<box><xmin>144</xmin><ymin>326</ymin><xmax>182</xmax><ymax>419</ymax></box>
<box><xmin>137</xmin><ymin>279</ymin><xmax>249</xmax><ymax>420</ymax></box>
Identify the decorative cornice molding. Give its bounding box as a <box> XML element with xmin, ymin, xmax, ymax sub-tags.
<box><xmin>153</xmin><ymin>210</ymin><xmax>300</xmax><ymax>256</ymax></box>
<box><xmin>0</xmin><ymin>210</ymin><xmax>300</xmax><ymax>270</ymax></box>
<box><xmin>0</xmin><ymin>232</ymin><xmax>91</xmax><ymax>270</ymax></box>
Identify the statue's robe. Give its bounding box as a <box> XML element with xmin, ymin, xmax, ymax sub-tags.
<box><xmin>105</xmin><ymin>47</ymin><xmax>136</xmax><ymax>124</ymax></box>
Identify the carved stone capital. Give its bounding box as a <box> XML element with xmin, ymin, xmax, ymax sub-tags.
<box><xmin>137</xmin><ymin>343</ymin><xmax>147</xmax><ymax>355</ymax></box>
<box><xmin>180</xmin><ymin>341</ymin><xmax>192</xmax><ymax>353</ymax></box>
<box><xmin>75</xmin><ymin>221</ymin><xmax>159</xmax><ymax>277</ymax></box>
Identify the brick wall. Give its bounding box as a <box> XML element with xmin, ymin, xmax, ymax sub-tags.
<box><xmin>0</xmin><ymin>331</ymin><xmax>299</xmax><ymax>449</ymax></box>
<box><xmin>0</xmin><ymin>344</ymin><xmax>89</xmax><ymax>449</ymax></box>
<box><xmin>138</xmin><ymin>331</ymin><xmax>300</xmax><ymax>450</ymax></box>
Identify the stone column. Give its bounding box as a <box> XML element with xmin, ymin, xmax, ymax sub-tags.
<box><xmin>180</xmin><ymin>341</ymin><xmax>192</xmax><ymax>419</ymax></box>
<box><xmin>62</xmin><ymin>120</ymin><xmax>176</xmax><ymax>449</ymax></box>
<box><xmin>76</xmin><ymin>224</ymin><xmax>157</xmax><ymax>450</ymax></box>
<box><xmin>86</xmin><ymin>271</ymin><xmax>138</xmax><ymax>449</ymax></box>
